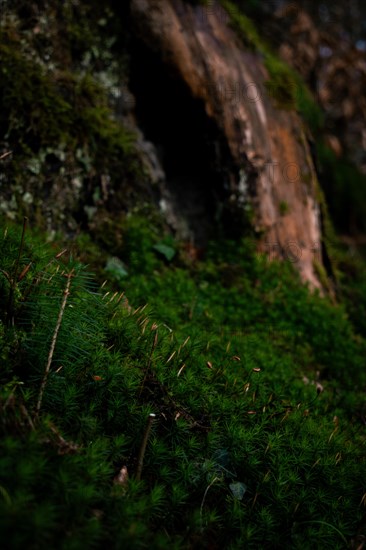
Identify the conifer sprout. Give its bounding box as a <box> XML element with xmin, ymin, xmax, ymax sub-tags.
<box><xmin>35</xmin><ymin>269</ymin><xmax>74</xmax><ymax>418</ymax></box>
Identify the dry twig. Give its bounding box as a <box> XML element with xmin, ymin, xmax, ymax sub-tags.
<box><xmin>35</xmin><ymin>270</ymin><xmax>74</xmax><ymax>418</ymax></box>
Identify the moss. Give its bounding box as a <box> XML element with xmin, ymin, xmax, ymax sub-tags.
<box><xmin>220</xmin><ymin>1</ymin><xmax>263</xmax><ymax>51</ymax></box>
<box><xmin>313</xmin><ymin>258</ymin><xmax>333</xmax><ymax>294</ymax></box>
<box><xmin>0</xmin><ymin>41</ymin><xmax>73</xmax><ymax>149</ymax></box>
<box><xmin>0</xmin><ymin>1</ymin><xmax>141</xmax><ymax>230</ymax></box>
<box><xmin>301</xmin><ymin>173</ymin><xmax>313</xmax><ymax>187</ymax></box>
<box><xmin>220</xmin><ymin>1</ymin><xmax>324</xmax><ymax>132</ymax></box>
<box><xmin>316</xmin><ymin>139</ymin><xmax>366</xmax><ymax>234</ymax></box>
<box><xmin>0</xmin><ymin>37</ymin><xmax>135</xmax><ymax>160</ymax></box>
<box><xmin>264</xmin><ymin>55</ymin><xmax>297</xmax><ymax>109</ymax></box>
<box><xmin>1</xmin><ymin>215</ymin><xmax>366</xmax><ymax>548</ymax></box>
<box><xmin>279</xmin><ymin>200</ymin><xmax>290</xmax><ymax>216</ymax></box>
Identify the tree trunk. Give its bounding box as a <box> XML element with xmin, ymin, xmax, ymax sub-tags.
<box><xmin>130</xmin><ymin>0</ymin><xmax>325</xmax><ymax>289</ymax></box>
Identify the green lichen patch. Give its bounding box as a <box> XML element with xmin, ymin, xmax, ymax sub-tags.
<box><xmin>0</xmin><ymin>1</ymin><xmax>141</xmax><ymax>231</ymax></box>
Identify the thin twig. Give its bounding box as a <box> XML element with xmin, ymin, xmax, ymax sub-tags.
<box><xmin>0</xmin><ymin>151</ymin><xmax>12</xmax><ymax>160</ymax></box>
<box><xmin>19</xmin><ymin>404</ymin><xmax>35</xmax><ymax>431</ymax></box>
<box><xmin>35</xmin><ymin>270</ymin><xmax>74</xmax><ymax>418</ymax></box>
<box><xmin>200</xmin><ymin>476</ymin><xmax>220</xmax><ymax>530</ymax></box>
<box><xmin>135</xmin><ymin>413</ymin><xmax>156</xmax><ymax>481</ymax></box>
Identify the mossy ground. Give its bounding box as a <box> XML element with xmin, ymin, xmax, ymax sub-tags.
<box><xmin>1</xmin><ymin>2</ymin><xmax>366</xmax><ymax>547</ymax></box>
<box><xmin>1</xmin><ymin>216</ymin><xmax>365</xmax><ymax>549</ymax></box>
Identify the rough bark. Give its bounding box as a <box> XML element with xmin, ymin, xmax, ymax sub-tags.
<box><xmin>130</xmin><ymin>0</ymin><xmax>324</xmax><ymax>289</ymax></box>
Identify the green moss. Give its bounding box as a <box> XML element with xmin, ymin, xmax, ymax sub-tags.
<box><xmin>264</xmin><ymin>55</ymin><xmax>297</xmax><ymax>109</ymax></box>
<box><xmin>317</xmin><ymin>140</ymin><xmax>366</xmax><ymax>234</ymax></box>
<box><xmin>220</xmin><ymin>1</ymin><xmax>324</xmax><ymax>131</ymax></box>
<box><xmin>1</xmin><ymin>218</ymin><xmax>366</xmax><ymax>548</ymax></box>
<box><xmin>313</xmin><ymin>258</ymin><xmax>332</xmax><ymax>293</ymax></box>
<box><xmin>279</xmin><ymin>200</ymin><xmax>290</xmax><ymax>216</ymax></box>
<box><xmin>0</xmin><ymin>2</ymin><xmax>140</xmax><ymax>228</ymax></box>
<box><xmin>220</xmin><ymin>1</ymin><xmax>263</xmax><ymax>50</ymax></box>
<box><xmin>295</xmin><ymin>82</ymin><xmax>324</xmax><ymax>133</ymax></box>
<box><xmin>0</xmin><ymin>39</ymin><xmax>135</xmax><ymax>160</ymax></box>
<box><xmin>0</xmin><ymin>41</ymin><xmax>72</xmax><ymax>148</ymax></box>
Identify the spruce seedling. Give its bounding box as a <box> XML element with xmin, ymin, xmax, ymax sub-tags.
<box><xmin>35</xmin><ymin>269</ymin><xmax>74</xmax><ymax>418</ymax></box>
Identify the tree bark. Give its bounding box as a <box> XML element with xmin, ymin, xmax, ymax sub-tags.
<box><xmin>131</xmin><ymin>0</ymin><xmax>324</xmax><ymax>289</ymax></box>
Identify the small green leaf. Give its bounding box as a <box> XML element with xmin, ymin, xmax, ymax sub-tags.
<box><xmin>153</xmin><ymin>243</ymin><xmax>176</xmax><ymax>262</ymax></box>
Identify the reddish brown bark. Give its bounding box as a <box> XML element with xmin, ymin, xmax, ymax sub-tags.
<box><xmin>131</xmin><ymin>0</ymin><xmax>324</xmax><ymax>289</ymax></box>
